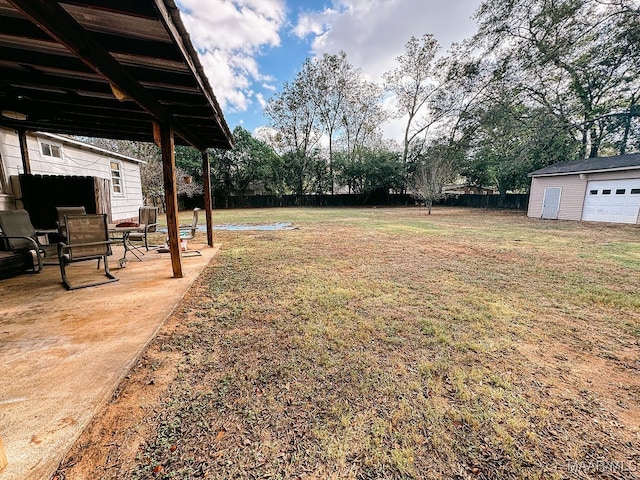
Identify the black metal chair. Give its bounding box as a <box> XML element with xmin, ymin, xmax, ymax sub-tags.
<box><xmin>58</xmin><ymin>214</ymin><xmax>118</xmax><ymax>290</ymax></box>
<box><xmin>0</xmin><ymin>209</ymin><xmax>48</xmax><ymax>272</ymax></box>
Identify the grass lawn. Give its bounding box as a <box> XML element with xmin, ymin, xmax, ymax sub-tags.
<box><xmin>57</xmin><ymin>207</ymin><xmax>640</xmax><ymax>480</ymax></box>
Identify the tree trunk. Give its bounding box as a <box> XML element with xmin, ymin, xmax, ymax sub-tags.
<box><xmin>427</xmin><ymin>200</ymin><xmax>432</xmax><ymax>215</ymax></box>
<box><xmin>589</xmin><ymin>124</ymin><xmax>600</xmax><ymax>158</ymax></box>
<box><xmin>581</xmin><ymin>122</ymin><xmax>589</xmax><ymax>159</ymax></box>
<box><xmin>620</xmin><ymin>95</ymin><xmax>636</xmax><ymax>155</ymax></box>
<box><xmin>328</xmin><ymin>135</ymin><xmax>334</xmax><ymax>194</ymax></box>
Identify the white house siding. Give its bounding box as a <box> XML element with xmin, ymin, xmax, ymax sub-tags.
<box><xmin>581</xmin><ymin>170</ymin><xmax>640</xmax><ymax>182</ymax></box>
<box><xmin>528</xmin><ymin>175</ymin><xmax>587</xmax><ymax>220</ymax></box>
<box><xmin>0</xmin><ymin>128</ymin><xmax>143</xmax><ymax>222</ymax></box>
<box><xmin>110</xmin><ymin>160</ymin><xmax>144</xmax><ymax>221</ymax></box>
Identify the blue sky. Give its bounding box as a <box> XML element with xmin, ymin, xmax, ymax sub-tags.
<box><xmin>176</xmin><ymin>0</ymin><xmax>482</xmax><ymax>141</ymax></box>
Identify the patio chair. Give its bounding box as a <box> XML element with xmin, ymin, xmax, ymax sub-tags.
<box><xmin>128</xmin><ymin>206</ymin><xmax>159</xmax><ymax>252</ymax></box>
<box><xmin>55</xmin><ymin>206</ymin><xmax>86</xmax><ymax>241</ymax></box>
<box><xmin>0</xmin><ymin>209</ymin><xmax>48</xmax><ymax>272</ymax></box>
<box><xmin>57</xmin><ymin>214</ymin><xmax>118</xmax><ymax>290</ymax></box>
<box><xmin>178</xmin><ymin>207</ymin><xmax>202</xmax><ymax>256</ymax></box>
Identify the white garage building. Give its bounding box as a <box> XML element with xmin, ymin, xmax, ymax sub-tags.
<box><xmin>528</xmin><ymin>154</ymin><xmax>640</xmax><ymax>224</ymax></box>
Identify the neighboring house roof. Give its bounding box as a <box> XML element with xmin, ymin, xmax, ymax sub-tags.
<box><xmin>529</xmin><ymin>153</ymin><xmax>640</xmax><ymax>177</ymax></box>
<box><xmin>0</xmin><ymin>1</ymin><xmax>233</xmax><ymax>150</ymax></box>
<box><xmin>36</xmin><ymin>132</ymin><xmax>144</xmax><ymax>164</ymax></box>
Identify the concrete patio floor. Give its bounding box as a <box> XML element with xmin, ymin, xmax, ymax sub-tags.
<box><xmin>0</xmin><ymin>242</ymin><xmax>219</xmax><ymax>480</ymax></box>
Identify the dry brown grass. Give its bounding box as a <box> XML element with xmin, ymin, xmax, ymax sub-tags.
<box><xmin>55</xmin><ymin>207</ymin><xmax>640</xmax><ymax>480</ymax></box>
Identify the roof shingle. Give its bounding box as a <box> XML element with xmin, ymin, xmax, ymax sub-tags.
<box><xmin>528</xmin><ymin>153</ymin><xmax>640</xmax><ymax>177</ymax></box>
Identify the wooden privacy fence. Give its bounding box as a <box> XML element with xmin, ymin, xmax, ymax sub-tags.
<box><xmin>179</xmin><ymin>193</ymin><xmax>530</xmax><ymax>210</ymax></box>
<box><xmin>15</xmin><ymin>174</ymin><xmax>112</xmax><ymax>228</ymax></box>
<box><xmin>441</xmin><ymin>194</ymin><xmax>530</xmax><ymax>210</ymax></box>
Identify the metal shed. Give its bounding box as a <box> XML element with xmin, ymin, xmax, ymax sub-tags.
<box><xmin>528</xmin><ymin>154</ymin><xmax>640</xmax><ymax>224</ymax></box>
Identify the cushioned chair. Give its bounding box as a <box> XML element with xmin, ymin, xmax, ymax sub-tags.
<box><xmin>0</xmin><ymin>209</ymin><xmax>48</xmax><ymax>272</ymax></box>
<box><xmin>56</xmin><ymin>206</ymin><xmax>86</xmax><ymax>241</ymax></box>
<box><xmin>128</xmin><ymin>206</ymin><xmax>159</xmax><ymax>252</ymax></box>
<box><xmin>58</xmin><ymin>214</ymin><xmax>118</xmax><ymax>290</ymax></box>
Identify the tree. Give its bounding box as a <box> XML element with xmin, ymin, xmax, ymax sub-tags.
<box><xmin>334</xmin><ymin>147</ymin><xmax>404</xmax><ymax>195</ymax></box>
<box><xmin>339</xmin><ymin>80</ymin><xmax>387</xmax><ymax>159</ymax></box>
<box><xmin>474</xmin><ymin>0</ymin><xmax>640</xmax><ymax>158</ymax></box>
<box><xmin>383</xmin><ymin>34</ymin><xmax>447</xmax><ymax>167</ymax></box>
<box><xmin>429</xmin><ymin>45</ymin><xmax>498</xmax><ymax>163</ymax></box>
<box><xmin>266</xmin><ymin>51</ymin><xmax>387</xmax><ymax>195</ymax></box>
<box><xmin>408</xmin><ymin>144</ymin><xmax>457</xmax><ymax>214</ymax></box>
<box><xmin>175</xmin><ymin>146</ymin><xmax>203</xmax><ymax>182</ymax></box>
<box><xmin>265</xmin><ymin>70</ymin><xmax>322</xmax><ymax>194</ymax></box>
<box><xmin>308</xmin><ymin>52</ymin><xmax>356</xmax><ymax>193</ymax></box>
<box><xmin>461</xmin><ymin>71</ymin><xmax>580</xmax><ymax>196</ymax></box>
<box><xmin>209</xmin><ymin>126</ymin><xmax>281</xmax><ymax>201</ymax></box>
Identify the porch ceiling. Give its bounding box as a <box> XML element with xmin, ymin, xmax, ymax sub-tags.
<box><xmin>0</xmin><ymin>0</ymin><xmax>233</xmax><ymax>151</ymax></box>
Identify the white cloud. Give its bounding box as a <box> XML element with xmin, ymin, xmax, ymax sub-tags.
<box><xmin>198</xmin><ymin>49</ymin><xmax>250</xmax><ymax>111</ymax></box>
<box><xmin>177</xmin><ymin>0</ymin><xmax>286</xmax><ymax>110</ymax></box>
<box><xmin>179</xmin><ymin>0</ymin><xmax>284</xmax><ymax>51</ymax></box>
<box><xmin>292</xmin><ymin>7</ymin><xmax>340</xmax><ymax>38</ymax></box>
<box><xmin>256</xmin><ymin>92</ymin><xmax>268</xmax><ymax>109</ymax></box>
<box><xmin>296</xmin><ymin>0</ymin><xmax>480</xmax><ymax>81</ymax></box>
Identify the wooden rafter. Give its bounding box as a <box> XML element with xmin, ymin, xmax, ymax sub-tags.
<box><xmin>7</xmin><ymin>0</ymin><xmax>208</xmax><ymax>149</ymax></box>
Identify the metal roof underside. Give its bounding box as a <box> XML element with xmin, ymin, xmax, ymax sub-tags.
<box><xmin>0</xmin><ymin>0</ymin><xmax>233</xmax><ymax>150</ymax></box>
<box><xmin>529</xmin><ymin>153</ymin><xmax>640</xmax><ymax>177</ymax></box>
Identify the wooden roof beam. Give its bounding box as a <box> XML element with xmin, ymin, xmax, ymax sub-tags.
<box><xmin>8</xmin><ymin>0</ymin><xmax>209</xmax><ymax>150</ymax></box>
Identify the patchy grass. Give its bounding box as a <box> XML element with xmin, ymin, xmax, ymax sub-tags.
<box><xmin>56</xmin><ymin>207</ymin><xmax>640</xmax><ymax>480</ymax></box>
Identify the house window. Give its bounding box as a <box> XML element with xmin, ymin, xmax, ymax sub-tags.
<box><xmin>615</xmin><ymin>189</ymin><xmax>625</xmax><ymax>194</ymax></box>
<box><xmin>110</xmin><ymin>161</ymin><xmax>123</xmax><ymax>194</ymax></box>
<box><xmin>589</xmin><ymin>190</ymin><xmax>598</xmax><ymax>195</ymax></box>
<box><xmin>602</xmin><ymin>189</ymin><xmax>611</xmax><ymax>195</ymax></box>
<box><xmin>41</xmin><ymin>142</ymin><xmax>61</xmax><ymax>158</ymax></box>
<box><xmin>631</xmin><ymin>189</ymin><xmax>640</xmax><ymax>195</ymax></box>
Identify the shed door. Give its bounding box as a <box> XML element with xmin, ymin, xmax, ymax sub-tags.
<box><xmin>582</xmin><ymin>179</ymin><xmax>640</xmax><ymax>224</ymax></box>
<box><xmin>541</xmin><ymin>187</ymin><xmax>561</xmax><ymax>219</ymax></box>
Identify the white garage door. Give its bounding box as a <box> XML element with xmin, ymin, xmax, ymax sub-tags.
<box><xmin>582</xmin><ymin>179</ymin><xmax>640</xmax><ymax>223</ymax></box>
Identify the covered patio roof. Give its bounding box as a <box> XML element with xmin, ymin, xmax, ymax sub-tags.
<box><xmin>0</xmin><ymin>0</ymin><xmax>233</xmax><ymax>150</ymax></box>
<box><xmin>0</xmin><ymin>0</ymin><xmax>233</xmax><ymax>282</ymax></box>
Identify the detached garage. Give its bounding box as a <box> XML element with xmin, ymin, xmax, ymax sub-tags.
<box><xmin>528</xmin><ymin>153</ymin><xmax>640</xmax><ymax>225</ymax></box>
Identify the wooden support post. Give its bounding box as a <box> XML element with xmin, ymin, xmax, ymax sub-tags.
<box><xmin>202</xmin><ymin>150</ymin><xmax>214</xmax><ymax>247</ymax></box>
<box><xmin>17</xmin><ymin>128</ymin><xmax>31</xmax><ymax>175</ymax></box>
<box><xmin>160</xmin><ymin>124</ymin><xmax>183</xmax><ymax>278</ymax></box>
<box><xmin>0</xmin><ymin>436</ymin><xmax>7</xmax><ymax>471</ymax></box>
